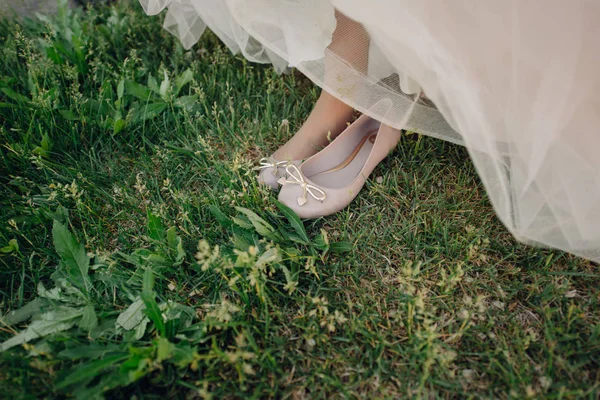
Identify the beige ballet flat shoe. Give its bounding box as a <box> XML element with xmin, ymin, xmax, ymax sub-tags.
<box><xmin>254</xmin><ymin>157</ymin><xmax>301</xmax><ymax>190</ymax></box>
<box><xmin>277</xmin><ymin>115</ymin><xmax>400</xmax><ymax>218</ymax></box>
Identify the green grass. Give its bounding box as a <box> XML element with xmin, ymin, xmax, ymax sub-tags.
<box><xmin>0</xmin><ymin>1</ymin><xmax>599</xmax><ymax>398</ymax></box>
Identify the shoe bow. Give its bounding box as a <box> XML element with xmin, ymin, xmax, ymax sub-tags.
<box><xmin>253</xmin><ymin>157</ymin><xmax>289</xmax><ymax>175</ymax></box>
<box><xmin>278</xmin><ymin>164</ymin><xmax>326</xmax><ymax>206</ymax></box>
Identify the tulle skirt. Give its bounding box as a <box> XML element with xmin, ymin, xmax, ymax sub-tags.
<box><xmin>139</xmin><ymin>0</ymin><xmax>600</xmax><ymax>263</ymax></box>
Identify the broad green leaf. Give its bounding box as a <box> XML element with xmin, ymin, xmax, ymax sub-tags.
<box><xmin>1</xmin><ymin>87</ymin><xmax>29</xmax><ymax>104</ymax></box>
<box><xmin>166</xmin><ymin>227</ymin><xmax>185</xmax><ymax>265</ymax></box>
<box><xmin>117</xmin><ymin>79</ymin><xmax>124</xmax><ymax>100</ymax></box>
<box><xmin>71</xmin><ymin>369</ymin><xmax>132</xmax><ymax>399</ymax></box>
<box><xmin>122</xmin><ymin>355</ymin><xmax>151</xmax><ymax>382</ymax></box>
<box><xmin>44</xmin><ymin>46</ymin><xmax>63</xmax><ymax>66</ymax></box>
<box><xmin>37</xmin><ymin>281</ymin><xmax>63</xmax><ymax>301</ymax></box>
<box><xmin>59</xmin><ymin>109</ymin><xmax>80</xmax><ymax>121</ymax></box>
<box><xmin>164</xmin><ymin>318</ymin><xmax>179</xmax><ymax>340</ymax></box>
<box><xmin>100</xmin><ymin>79</ymin><xmax>114</xmax><ymax>99</ymax></box>
<box><xmin>134</xmin><ymin>317</ymin><xmax>149</xmax><ymax>340</ymax></box>
<box><xmin>145</xmin><ymin>253</ymin><xmax>171</xmax><ymax>267</ymax></box>
<box><xmin>313</xmin><ymin>229</ymin><xmax>329</xmax><ymax>251</ymax></box>
<box><xmin>90</xmin><ymin>317</ymin><xmax>118</xmax><ymax>341</ymax></box>
<box><xmin>116</xmin><ymin>298</ymin><xmax>146</xmax><ymax>331</ymax></box>
<box><xmin>129</xmin><ymin>102</ymin><xmax>167</xmax><ymax>122</ymax></box>
<box><xmin>33</xmin><ymin>132</ymin><xmax>53</xmax><ymax>159</ymax></box>
<box><xmin>281</xmin><ymin>265</ymin><xmax>297</xmax><ymax>294</ymax></box>
<box><xmin>285</xmin><ymin>231</ymin><xmax>311</xmax><ymax>245</ymax></box>
<box><xmin>147</xmin><ymin>212</ymin><xmax>165</xmax><ymax>241</ymax></box>
<box><xmin>174</xmin><ymin>69</ymin><xmax>194</xmax><ymax>95</ymax></box>
<box><xmin>40</xmin><ymin>132</ymin><xmax>52</xmax><ymax>152</ymax></box>
<box><xmin>141</xmin><ymin>291</ymin><xmax>165</xmax><ymax>337</ymax></box>
<box><xmin>274</xmin><ymin>200</ymin><xmax>309</xmax><ymax>243</ymax></box>
<box><xmin>58</xmin><ymin>344</ymin><xmax>124</xmax><ymax>361</ymax></box>
<box><xmin>159</xmin><ymin>70</ymin><xmax>170</xmax><ymax>99</ymax></box>
<box><xmin>82</xmin><ymin>98</ymin><xmax>112</xmax><ymax>117</ymax></box>
<box><xmin>330</xmin><ymin>241</ymin><xmax>353</xmax><ymax>254</ymax></box>
<box><xmin>141</xmin><ymin>267</ymin><xmax>165</xmax><ymax>336</ymax></box>
<box><xmin>147</xmin><ymin>74</ymin><xmax>159</xmax><ymax>94</ymax></box>
<box><xmin>173</xmin><ymin>95</ymin><xmax>199</xmax><ymax>111</ymax></box>
<box><xmin>50</xmin><ymin>205</ymin><xmax>69</xmax><ymax>224</ymax></box>
<box><xmin>143</xmin><ymin>266</ymin><xmax>154</xmax><ymax>293</ymax></box>
<box><xmin>156</xmin><ymin>337</ymin><xmax>175</xmax><ymax>362</ymax></box>
<box><xmin>235</xmin><ymin>207</ymin><xmax>278</xmax><ymax>239</ymax></box>
<box><xmin>0</xmin><ymin>238</ymin><xmax>19</xmax><ymax>253</ymax></box>
<box><xmin>171</xmin><ymin>344</ymin><xmax>197</xmax><ymax>367</ymax></box>
<box><xmin>124</xmin><ymin>79</ymin><xmax>152</xmax><ymax>100</ymax></box>
<box><xmin>165</xmin><ymin>303</ymin><xmax>195</xmax><ymax>329</ymax></box>
<box><xmin>232</xmin><ymin>216</ymin><xmax>254</xmax><ymax>230</ymax></box>
<box><xmin>255</xmin><ymin>247</ymin><xmax>281</xmax><ymax>267</ymax></box>
<box><xmin>52</xmin><ymin>276</ymin><xmax>88</xmax><ymax>303</ymax></box>
<box><xmin>79</xmin><ymin>305</ymin><xmax>98</xmax><ymax>331</ymax></box>
<box><xmin>26</xmin><ymin>340</ymin><xmax>52</xmax><ymax>357</ymax></box>
<box><xmin>32</xmin><ymin>145</ymin><xmax>49</xmax><ymax>158</ymax></box>
<box><xmin>52</xmin><ymin>220</ymin><xmax>90</xmax><ymax>294</ymax></box>
<box><xmin>0</xmin><ymin>306</ymin><xmax>84</xmax><ymax>352</ymax></box>
<box><xmin>207</xmin><ymin>205</ymin><xmax>233</xmax><ymax>229</ymax></box>
<box><xmin>55</xmin><ymin>354</ymin><xmax>129</xmax><ymax>389</ymax></box>
<box><xmin>232</xmin><ymin>232</ymin><xmax>251</xmax><ymax>251</ymax></box>
<box><xmin>0</xmin><ymin>297</ymin><xmax>49</xmax><ymax>325</ymax></box>
<box><xmin>113</xmin><ymin>118</ymin><xmax>126</xmax><ymax>134</ymax></box>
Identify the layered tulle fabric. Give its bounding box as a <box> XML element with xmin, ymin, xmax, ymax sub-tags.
<box><xmin>139</xmin><ymin>0</ymin><xmax>600</xmax><ymax>263</ymax></box>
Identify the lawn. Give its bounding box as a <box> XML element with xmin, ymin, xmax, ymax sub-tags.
<box><xmin>0</xmin><ymin>1</ymin><xmax>599</xmax><ymax>398</ymax></box>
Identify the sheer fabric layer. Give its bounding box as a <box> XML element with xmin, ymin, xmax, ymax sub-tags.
<box><xmin>139</xmin><ymin>0</ymin><xmax>600</xmax><ymax>263</ymax></box>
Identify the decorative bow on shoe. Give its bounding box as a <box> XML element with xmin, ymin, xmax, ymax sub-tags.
<box><xmin>253</xmin><ymin>157</ymin><xmax>289</xmax><ymax>175</ymax></box>
<box><xmin>277</xmin><ymin>164</ymin><xmax>326</xmax><ymax>206</ymax></box>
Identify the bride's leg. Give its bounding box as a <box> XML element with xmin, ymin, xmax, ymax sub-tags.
<box><xmin>272</xmin><ymin>11</ymin><xmax>369</xmax><ymax>161</ymax></box>
<box><xmin>273</xmin><ymin>90</ymin><xmax>354</xmax><ymax>160</ymax></box>
<box><xmin>328</xmin><ymin>9</ymin><xmax>370</xmax><ymax>73</ymax></box>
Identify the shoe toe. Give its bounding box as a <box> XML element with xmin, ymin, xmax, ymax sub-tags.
<box><xmin>278</xmin><ymin>184</ymin><xmax>329</xmax><ymax>219</ymax></box>
<box><xmin>257</xmin><ymin>167</ymin><xmax>281</xmax><ymax>190</ymax></box>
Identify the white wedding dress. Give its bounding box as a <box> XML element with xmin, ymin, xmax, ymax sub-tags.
<box><xmin>139</xmin><ymin>0</ymin><xmax>600</xmax><ymax>263</ymax></box>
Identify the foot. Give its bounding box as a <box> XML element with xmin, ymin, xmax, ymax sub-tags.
<box><xmin>278</xmin><ymin>115</ymin><xmax>401</xmax><ymax>218</ymax></box>
<box><xmin>272</xmin><ymin>90</ymin><xmax>355</xmax><ymax>161</ymax></box>
<box><xmin>257</xmin><ymin>90</ymin><xmax>354</xmax><ymax>188</ymax></box>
